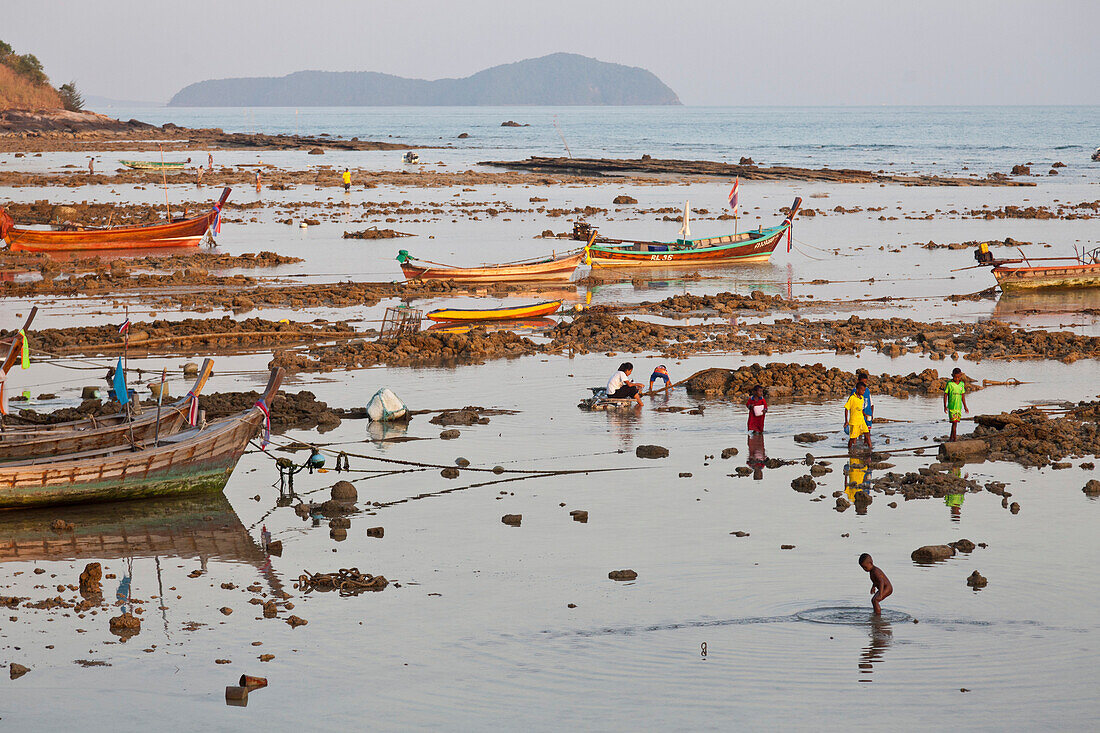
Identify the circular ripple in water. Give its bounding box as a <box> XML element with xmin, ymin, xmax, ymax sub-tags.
<box><xmin>796</xmin><ymin>606</ymin><xmax>912</xmax><ymax>625</ymax></box>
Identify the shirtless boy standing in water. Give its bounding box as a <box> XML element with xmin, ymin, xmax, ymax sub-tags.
<box><xmin>859</xmin><ymin>553</ymin><xmax>893</xmax><ymax>615</ymax></box>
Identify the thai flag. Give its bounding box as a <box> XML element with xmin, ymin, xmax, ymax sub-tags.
<box><xmin>118</xmin><ymin>319</ymin><xmax>130</xmax><ymax>335</ymax></box>
<box><xmin>728</xmin><ymin>177</ymin><xmax>739</xmax><ymax>217</ymax></box>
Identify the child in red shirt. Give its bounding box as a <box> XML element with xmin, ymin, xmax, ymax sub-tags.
<box><xmin>746</xmin><ymin>384</ymin><xmax>767</xmax><ymax>434</ymax></box>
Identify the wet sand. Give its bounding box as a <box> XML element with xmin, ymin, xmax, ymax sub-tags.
<box><xmin>0</xmin><ymin>136</ymin><xmax>1098</xmax><ymax>729</ymax></box>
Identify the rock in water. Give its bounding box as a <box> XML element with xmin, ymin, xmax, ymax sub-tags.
<box><xmin>109</xmin><ymin>612</ymin><xmax>141</xmax><ymax>638</ymax></box>
<box><xmin>950</xmin><ymin>539</ymin><xmax>977</xmax><ymax>553</ymax></box>
<box><xmin>636</xmin><ymin>445</ymin><xmax>669</xmax><ymax>459</ymax></box>
<box><xmin>366</xmin><ymin>526</ymin><xmax>384</xmax><ymax>537</ymax></box>
<box><xmin>938</xmin><ymin>440</ymin><xmax>989</xmax><ymax>461</ymax></box>
<box><xmin>966</xmin><ymin>571</ymin><xmax>988</xmax><ymax>588</ymax></box>
<box><xmin>609</xmin><ymin>569</ymin><xmax>638</xmax><ymax>581</ymax></box>
<box><xmin>794</xmin><ymin>433</ymin><xmax>827</xmax><ymax>443</ymax></box>
<box><xmin>720</xmin><ymin>447</ymin><xmax>739</xmax><ymax>459</ymax></box>
<box><xmin>613</xmin><ymin>195</ymin><xmax>638</xmax><ymax>205</ymax></box>
<box><xmin>911</xmin><ymin>545</ymin><xmax>956</xmax><ymax>563</ymax></box>
<box><xmin>330</xmin><ymin>481</ymin><xmax>357</xmax><ymax>502</ymax></box>
<box><xmin>791</xmin><ymin>475</ymin><xmax>816</xmax><ymax>493</ymax></box>
<box><xmin>9</xmin><ymin>663</ymin><xmax>29</xmax><ymax>680</ymax></box>
<box><xmin>569</xmin><ymin>510</ymin><xmax>588</xmax><ymax>523</ymax></box>
<box><xmin>835</xmin><ymin>497</ymin><xmax>851</xmax><ymax>512</ymax></box>
<box><xmin>441</xmin><ymin>467</ymin><xmax>460</xmax><ymax>479</ymax></box>
<box><xmin>501</xmin><ymin>514</ymin><xmax>522</xmax><ymax>527</ymax></box>
<box><xmin>78</xmin><ymin>562</ymin><xmax>102</xmax><ymax>598</ymax></box>
<box><xmin>1083</xmin><ymin>480</ymin><xmax>1100</xmax><ymax>496</ymax></box>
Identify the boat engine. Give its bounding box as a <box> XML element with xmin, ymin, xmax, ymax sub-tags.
<box><xmin>974</xmin><ymin>242</ymin><xmax>994</xmax><ymax>265</ymax></box>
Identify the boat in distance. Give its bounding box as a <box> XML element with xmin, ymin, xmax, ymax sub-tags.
<box><xmin>120</xmin><ymin>159</ymin><xmax>189</xmax><ymax>170</ymax></box>
<box><xmin>572</xmin><ymin>197</ymin><xmax>801</xmax><ymax>267</ymax></box>
<box><xmin>973</xmin><ymin>242</ymin><xmax>1100</xmax><ymax>291</ymax></box>
<box><xmin>397</xmin><ymin>248</ymin><xmax>585</xmax><ymax>283</ymax></box>
<box><xmin>425</xmin><ymin>300</ymin><xmax>563</xmax><ymax>322</ymax></box>
<box><xmin>0</xmin><ymin>188</ymin><xmax>230</xmax><ymax>252</ymax></box>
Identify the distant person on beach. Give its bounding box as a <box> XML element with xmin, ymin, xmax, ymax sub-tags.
<box><xmin>859</xmin><ymin>553</ymin><xmax>893</xmax><ymax>616</ymax></box>
<box><xmin>746</xmin><ymin>384</ymin><xmax>767</xmax><ymax>434</ymax></box>
<box><xmin>254</xmin><ymin>171</ymin><xmax>262</xmax><ymax>194</ymax></box>
<box><xmin>342</xmin><ymin>168</ymin><xmax>352</xmax><ymax>192</ymax></box>
<box><xmin>649</xmin><ymin>364</ymin><xmax>671</xmax><ymax>393</ymax></box>
<box><xmin>87</xmin><ymin>157</ymin><xmax>94</xmax><ymax>175</ymax></box>
<box><xmin>944</xmin><ymin>368</ymin><xmax>969</xmax><ymax>442</ymax></box>
<box><xmin>196</xmin><ymin>166</ymin><xmax>204</xmax><ymax>186</ymax></box>
<box><xmin>208</xmin><ymin>152</ymin><xmax>213</xmax><ymax>171</ymax></box>
<box><xmin>844</xmin><ymin>383</ymin><xmax>872</xmax><ymax>451</ymax></box>
<box><xmin>606</xmin><ymin>362</ymin><xmax>643</xmax><ymax>406</ymax></box>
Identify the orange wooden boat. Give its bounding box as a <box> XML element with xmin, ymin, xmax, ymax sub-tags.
<box><xmin>0</xmin><ymin>188</ymin><xmax>230</xmax><ymax>253</ymax></box>
<box><xmin>396</xmin><ymin>248</ymin><xmax>584</xmax><ymax>283</ymax></box>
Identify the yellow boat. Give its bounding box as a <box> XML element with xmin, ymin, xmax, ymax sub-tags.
<box><xmin>425</xmin><ymin>300</ymin><xmax>563</xmax><ymax>323</ymax></box>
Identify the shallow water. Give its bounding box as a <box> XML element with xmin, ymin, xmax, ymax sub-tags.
<box><xmin>1</xmin><ymin>108</ymin><xmax>1099</xmax><ymax>729</ymax></box>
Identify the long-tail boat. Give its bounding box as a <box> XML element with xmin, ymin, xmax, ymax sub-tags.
<box><xmin>425</xmin><ymin>300</ymin><xmax>563</xmax><ymax>322</ymax></box>
<box><xmin>120</xmin><ymin>159</ymin><xmax>188</xmax><ymax>171</ymax></box>
<box><xmin>973</xmin><ymin>243</ymin><xmax>1100</xmax><ymax>291</ymax></box>
<box><xmin>0</xmin><ymin>187</ymin><xmax>230</xmax><ymax>253</ymax></box>
<box><xmin>573</xmin><ymin>197</ymin><xmax>801</xmax><ymax>267</ymax></box>
<box><xmin>0</xmin><ymin>367</ymin><xmax>282</xmax><ymax>509</ymax></box>
<box><xmin>396</xmin><ymin>248</ymin><xmax>585</xmax><ymax>283</ymax></box>
<box><xmin>0</xmin><ymin>360</ymin><xmax>214</xmax><ymax>461</ymax></box>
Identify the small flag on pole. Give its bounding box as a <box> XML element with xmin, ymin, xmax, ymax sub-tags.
<box><xmin>728</xmin><ymin>177</ymin><xmax>740</xmax><ymax>218</ymax></box>
<box><xmin>113</xmin><ymin>357</ymin><xmax>129</xmax><ymax>406</ymax></box>
<box><xmin>17</xmin><ymin>328</ymin><xmax>28</xmax><ymax>370</ymax></box>
<box><xmin>118</xmin><ymin>319</ymin><xmax>131</xmax><ymax>335</ymax></box>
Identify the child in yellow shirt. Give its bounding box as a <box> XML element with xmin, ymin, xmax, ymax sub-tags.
<box><xmin>844</xmin><ymin>382</ymin><xmax>872</xmax><ymax>452</ymax></box>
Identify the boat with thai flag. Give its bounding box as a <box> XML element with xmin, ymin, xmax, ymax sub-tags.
<box><xmin>573</xmin><ymin>196</ymin><xmax>801</xmax><ymax>267</ymax></box>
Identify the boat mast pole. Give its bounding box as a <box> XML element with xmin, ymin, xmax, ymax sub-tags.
<box><xmin>153</xmin><ymin>367</ymin><xmax>166</xmax><ymax>446</ymax></box>
<box><xmin>159</xmin><ymin>146</ymin><xmax>172</xmax><ymax>222</ymax></box>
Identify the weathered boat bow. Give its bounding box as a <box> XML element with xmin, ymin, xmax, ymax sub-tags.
<box><xmin>0</xmin><ymin>367</ymin><xmax>283</xmax><ymax>509</ymax></box>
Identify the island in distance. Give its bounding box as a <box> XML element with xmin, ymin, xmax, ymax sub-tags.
<box><xmin>169</xmin><ymin>53</ymin><xmax>681</xmax><ymax>107</ymax></box>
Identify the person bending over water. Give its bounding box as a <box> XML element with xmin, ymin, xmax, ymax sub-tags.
<box><xmin>607</xmin><ymin>362</ymin><xmax>644</xmax><ymax>406</ymax></box>
<box><xmin>859</xmin><ymin>553</ymin><xmax>893</xmax><ymax>615</ymax></box>
<box><xmin>649</xmin><ymin>365</ymin><xmax>671</xmax><ymax>393</ymax></box>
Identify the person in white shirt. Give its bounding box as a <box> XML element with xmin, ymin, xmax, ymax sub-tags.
<box><xmin>606</xmin><ymin>362</ymin><xmax>644</xmax><ymax>406</ymax></box>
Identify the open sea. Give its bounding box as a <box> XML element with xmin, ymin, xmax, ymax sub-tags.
<box><xmin>99</xmin><ymin>105</ymin><xmax>1100</xmax><ymax>177</ymax></box>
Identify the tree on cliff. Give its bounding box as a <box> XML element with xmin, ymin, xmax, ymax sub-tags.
<box><xmin>59</xmin><ymin>81</ymin><xmax>84</xmax><ymax>111</ymax></box>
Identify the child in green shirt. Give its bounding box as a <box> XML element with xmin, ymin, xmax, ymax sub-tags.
<box><xmin>943</xmin><ymin>367</ymin><xmax>969</xmax><ymax>442</ymax></box>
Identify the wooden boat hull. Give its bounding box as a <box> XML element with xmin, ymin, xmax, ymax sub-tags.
<box><xmin>1</xmin><ymin>188</ymin><xmax>230</xmax><ymax>252</ymax></box>
<box><xmin>993</xmin><ymin>263</ymin><xmax>1100</xmax><ymax>291</ymax></box>
<box><xmin>0</xmin><ymin>359</ymin><xmax>213</xmax><ymax>461</ymax></box>
<box><xmin>0</xmin><ymin>408</ymin><xmax>187</xmax><ymax>461</ymax></box>
<box><xmin>426</xmin><ymin>300</ymin><xmax>563</xmax><ymax>322</ymax></box>
<box><xmin>0</xmin><ymin>367</ymin><xmax>280</xmax><ymax>509</ymax></box>
<box><xmin>589</xmin><ymin>226</ymin><xmax>786</xmax><ymax>267</ymax></box>
<box><xmin>120</xmin><ymin>160</ymin><xmax>187</xmax><ymax>170</ymax></box>
<box><xmin>400</xmin><ymin>251</ymin><xmax>583</xmax><ymax>282</ymax></box>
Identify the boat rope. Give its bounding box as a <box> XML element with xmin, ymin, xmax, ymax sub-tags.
<box><xmin>250</xmin><ymin>434</ymin><xmax>646</xmax><ymax>477</ymax></box>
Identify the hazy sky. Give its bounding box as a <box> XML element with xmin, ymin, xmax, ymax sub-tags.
<box><xmin>5</xmin><ymin>0</ymin><xmax>1098</xmax><ymax>105</ymax></box>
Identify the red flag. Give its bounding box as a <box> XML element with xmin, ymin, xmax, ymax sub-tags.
<box><xmin>728</xmin><ymin>177</ymin><xmax>739</xmax><ymax>218</ymax></box>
